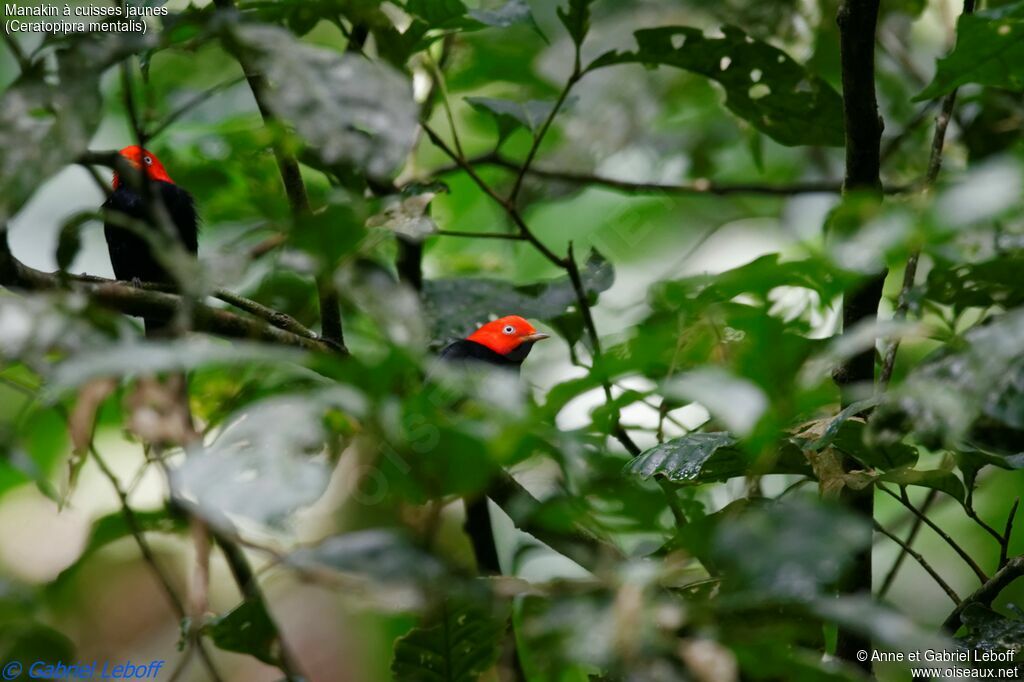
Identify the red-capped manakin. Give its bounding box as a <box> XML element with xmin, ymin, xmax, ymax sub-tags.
<box><xmin>440</xmin><ymin>315</ymin><xmax>550</xmax><ymax>574</ymax></box>
<box><xmin>102</xmin><ymin>146</ymin><xmax>198</xmax><ymax>336</ymax></box>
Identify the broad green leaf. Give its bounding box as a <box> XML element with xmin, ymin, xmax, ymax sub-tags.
<box><xmin>0</xmin><ymin>621</ymin><xmax>75</xmax><ymax>669</ymax></box>
<box><xmin>590</xmin><ymin>26</ymin><xmax>844</xmax><ymax>147</ymax></box>
<box><xmin>172</xmin><ymin>389</ymin><xmax>365</xmax><ymax>528</ymax></box>
<box><xmin>51</xmin><ymin>510</ymin><xmax>187</xmax><ymax>589</ymax></box>
<box><xmin>926</xmin><ymin>252</ymin><xmax>1024</xmax><ymax>311</ymax></box>
<box><xmin>232</xmin><ymin>25</ymin><xmax>418</xmax><ymax>181</ymax></box>
<box><xmin>878</xmin><ymin>468</ymin><xmax>965</xmax><ymax>502</ymax></box>
<box><xmin>0</xmin><ymin>33</ymin><xmax>153</xmax><ymax>223</ymax></box>
<box><xmin>957</xmin><ymin>604</ymin><xmax>1024</xmax><ymax>653</ymax></box>
<box><xmin>870</xmin><ymin>308</ymin><xmax>1024</xmax><ymax>450</ymax></box>
<box><xmin>915</xmin><ymin>3</ymin><xmax>1024</xmax><ymax>101</ymax></box>
<box><xmin>558</xmin><ymin>0</ymin><xmax>596</xmax><ymax>47</ymax></box>
<box><xmin>405</xmin><ymin>0</ymin><xmax>469</xmax><ymax>28</ymax></box>
<box><xmin>626</xmin><ymin>432</ymin><xmax>746</xmax><ymax>484</ymax></box>
<box><xmin>391</xmin><ymin>600</ymin><xmax>508</xmax><ymax>682</ymax></box>
<box><xmin>405</xmin><ymin>0</ymin><xmax>543</xmax><ymax>36</ymax></box>
<box><xmin>208</xmin><ymin>599</ymin><xmax>279</xmax><ymax>666</ymax></box>
<box><xmin>713</xmin><ymin>500</ymin><xmax>871</xmax><ymax>599</ymax></box>
<box><xmin>664</xmin><ymin>368</ymin><xmax>768</xmax><ymax>436</ymax></box>
<box><xmin>466</xmin><ymin>96</ymin><xmax>563</xmax><ymax>141</ymax></box>
<box><xmin>423</xmin><ymin>248</ymin><xmax>613</xmax><ymax>342</ymax></box>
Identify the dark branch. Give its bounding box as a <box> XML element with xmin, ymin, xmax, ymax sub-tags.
<box><xmin>213</xmin><ymin>0</ymin><xmax>345</xmax><ymax>350</ymax></box>
<box><xmin>942</xmin><ymin>555</ymin><xmax>1024</xmax><ymax>633</ymax></box>
<box><xmin>874</xmin><ymin>521</ymin><xmax>961</xmax><ymax>606</ymax></box>
<box><xmin>0</xmin><ymin>230</ymin><xmax>337</xmax><ymax>353</ymax></box>
<box><xmin>834</xmin><ymin>0</ymin><xmax>884</xmax><ymax>669</ymax></box>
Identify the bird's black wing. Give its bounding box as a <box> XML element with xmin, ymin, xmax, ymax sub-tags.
<box><xmin>439</xmin><ymin>339</ymin><xmax>522</xmax><ymax>369</ymax></box>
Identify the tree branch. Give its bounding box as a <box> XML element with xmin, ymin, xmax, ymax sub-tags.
<box><xmin>435</xmin><ymin>152</ymin><xmax>855</xmax><ymax>197</ymax></box>
<box><xmin>90</xmin><ymin>447</ymin><xmax>225</xmax><ymax>682</ymax></box>
<box><xmin>0</xmin><ymin>229</ymin><xmax>337</xmax><ymax>352</ymax></box>
<box><xmin>878</xmin><ymin>485</ymin><xmax>988</xmax><ymax>582</ymax></box>
<box><xmin>213</xmin><ymin>0</ymin><xmax>345</xmax><ymax>350</ymax></box>
<box><xmin>874</xmin><ymin>521</ymin><xmax>961</xmax><ymax>606</ymax></box>
<box><xmin>942</xmin><ymin>555</ymin><xmax>1024</xmax><ymax>633</ymax></box>
<box><xmin>878</xmin><ymin>487</ymin><xmax>938</xmax><ymax>598</ymax></box>
<box><xmin>834</xmin><ymin>0</ymin><xmax>885</xmax><ymax>669</ymax></box>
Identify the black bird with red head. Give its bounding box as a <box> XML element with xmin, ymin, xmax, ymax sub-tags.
<box><xmin>102</xmin><ymin>145</ymin><xmax>198</xmax><ymax>335</ymax></box>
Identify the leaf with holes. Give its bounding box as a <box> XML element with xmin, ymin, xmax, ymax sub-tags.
<box><xmin>590</xmin><ymin>25</ymin><xmax>844</xmax><ymax>147</ymax></box>
<box><xmin>915</xmin><ymin>3</ymin><xmax>1024</xmax><ymax>101</ymax></box>
<box><xmin>391</xmin><ymin>600</ymin><xmax>508</xmax><ymax>682</ymax></box>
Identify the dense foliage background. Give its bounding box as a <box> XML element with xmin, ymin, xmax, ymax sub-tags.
<box><xmin>1</xmin><ymin>0</ymin><xmax>1023</xmax><ymax>680</ymax></box>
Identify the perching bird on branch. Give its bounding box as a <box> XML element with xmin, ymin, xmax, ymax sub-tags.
<box><xmin>440</xmin><ymin>315</ymin><xmax>549</xmax><ymax>574</ymax></box>
<box><xmin>102</xmin><ymin>145</ymin><xmax>198</xmax><ymax>336</ymax></box>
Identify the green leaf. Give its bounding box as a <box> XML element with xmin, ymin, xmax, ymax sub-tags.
<box><xmin>590</xmin><ymin>26</ymin><xmax>844</xmax><ymax>147</ymax></box>
<box><xmin>926</xmin><ymin>252</ymin><xmax>1024</xmax><ymax>311</ymax></box>
<box><xmin>625</xmin><ymin>432</ymin><xmax>745</xmax><ymax>484</ymax></box>
<box><xmin>558</xmin><ymin>0</ymin><xmax>596</xmax><ymax>47</ymax></box>
<box><xmin>468</xmin><ymin>0</ymin><xmax>535</xmax><ymax>29</ymax></box>
<box><xmin>423</xmin><ymin>248</ymin><xmax>613</xmax><ymax>342</ymax></box>
<box><xmin>915</xmin><ymin>3</ymin><xmax>1024</xmax><ymax>101</ymax></box>
<box><xmin>878</xmin><ymin>467</ymin><xmax>965</xmax><ymax>502</ymax></box>
<box><xmin>405</xmin><ymin>0</ymin><xmax>469</xmax><ymax>28</ymax></box>
<box><xmin>391</xmin><ymin>600</ymin><xmax>508</xmax><ymax>682</ymax></box>
<box><xmin>870</xmin><ymin>308</ymin><xmax>1024</xmax><ymax>451</ymax></box>
<box><xmin>713</xmin><ymin>499</ymin><xmax>871</xmax><ymax>599</ymax></box>
<box><xmin>208</xmin><ymin>599</ymin><xmax>280</xmax><ymax>666</ymax></box>
<box><xmin>232</xmin><ymin>25</ymin><xmax>418</xmax><ymax>181</ymax></box>
<box><xmin>0</xmin><ymin>33</ymin><xmax>153</xmax><ymax>223</ymax></box>
<box><xmin>466</xmin><ymin>96</ymin><xmax>563</xmax><ymax>141</ymax></box>
<box><xmin>0</xmin><ymin>621</ymin><xmax>75</xmax><ymax>668</ymax></box>
<box><xmin>958</xmin><ymin>604</ymin><xmax>1024</xmax><ymax>653</ymax></box>
<box><xmin>172</xmin><ymin>389</ymin><xmax>364</xmax><ymax>528</ymax></box>
<box><xmin>52</xmin><ymin>509</ymin><xmax>187</xmax><ymax>589</ymax></box>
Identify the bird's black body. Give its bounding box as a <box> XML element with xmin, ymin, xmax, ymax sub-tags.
<box><xmin>438</xmin><ymin>338</ymin><xmax>537</xmax><ymax>369</ymax></box>
<box><xmin>439</xmin><ymin>334</ymin><xmax>541</xmax><ymax>575</ymax></box>
<box><xmin>103</xmin><ymin>181</ymin><xmax>198</xmax><ymax>335</ymax></box>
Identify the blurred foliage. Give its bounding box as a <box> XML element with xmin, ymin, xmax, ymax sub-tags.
<box><xmin>1</xmin><ymin>0</ymin><xmax>1023</xmax><ymax>681</ymax></box>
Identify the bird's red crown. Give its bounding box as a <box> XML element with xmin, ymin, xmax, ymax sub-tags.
<box><xmin>467</xmin><ymin>315</ymin><xmax>549</xmax><ymax>356</ymax></box>
<box><xmin>112</xmin><ymin>146</ymin><xmax>173</xmax><ymax>189</ymax></box>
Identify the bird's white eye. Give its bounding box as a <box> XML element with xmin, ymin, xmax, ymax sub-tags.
<box><xmin>143</xmin><ymin>156</ymin><xmax>153</xmax><ymax>166</ymax></box>
<box><xmin>502</xmin><ymin>325</ymin><xmax>516</xmax><ymax>335</ymax></box>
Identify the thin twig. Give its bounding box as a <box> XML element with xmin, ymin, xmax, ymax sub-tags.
<box><xmin>873</xmin><ymin>521</ymin><xmax>961</xmax><ymax>605</ymax></box>
<box><xmin>965</xmin><ymin>487</ymin><xmax>1005</xmax><ymax>544</ymax></box>
<box><xmin>878</xmin><ymin>0</ymin><xmax>977</xmax><ymax>387</ymax></box>
<box><xmin>1000</xmin><ymin>497</ymin><xmax>1019</xmax><ymax>570</ymax></box>
<box><xmin>214</xmin><ymin>0</ymin><xmax>345</xmax><ymax>350</ymax></box>
<box><xmin>878</xmin><ymin>488</ymin><xmax>938</xmax><ymax>598</ymax></box>
<box><xmin>436</xmin><ymin>229</ymin><xmax>526</xmax><ymax>241</ymax></box>
<box><xmin>435</xmin><ymin>152</ymin><xmax>853</xmax><ymax>197</ymax></box>
<box><xmin>878</xmin><ymin>484</ymin><xmax>988</xmax><ymax>582</ymax></box>
<box><xmin>90</xmin><ymin>447</ymin><xmax>225</xmax><ymax>682</ymax></box>
<box><xmin>146</xmin><ymin>76</ymin><xmax>247</xmax><ymax>140</ymax></box>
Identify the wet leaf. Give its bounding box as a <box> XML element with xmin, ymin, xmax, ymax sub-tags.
<box><xmin>391</xmin><ymin>600</ymin><xmax>508</xmax><ymax>682</ymax></box>
<box><xmin>233</xmin><ymin>25</ymin><xmax>418</xmax><ymax>181</ymax></box>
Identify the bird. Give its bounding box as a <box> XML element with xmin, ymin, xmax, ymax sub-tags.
<box><xmin>439</xmin><ymin>315</ymin><xmax>550</xmax><ymax>574</ymax></box>
<box><xmin>102</xmin><ymin>145</ymin><xmax>198</xmax><ymax>336</ymax></box>
<box><xmin>439</xmin><ymin>315</ymin><xmax>550</xmax><ymax>369</ymax></box>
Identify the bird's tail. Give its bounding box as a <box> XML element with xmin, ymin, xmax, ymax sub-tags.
<box><xmin>464</xmin><ymin>495</ymin><xmax>502</xmax><ymax>575</ymax></box>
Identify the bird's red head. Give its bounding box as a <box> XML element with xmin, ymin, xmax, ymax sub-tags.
<box><xmin>467</xmin><ymin>315</ymin><xmax>550</xmax><ymax>357</ymax></box>
<box><xmin>112</xmin><ymin>146</ymin><xmax>173</xmax><ymax>189</ymax></box>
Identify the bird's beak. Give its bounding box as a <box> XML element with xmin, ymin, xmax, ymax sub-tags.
<box><xmin>522</xmin><ymin>332</ymin><xmax>550</xmax><ymax>343</ymax></box>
